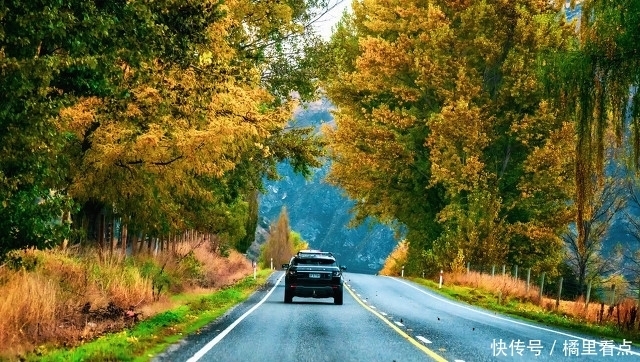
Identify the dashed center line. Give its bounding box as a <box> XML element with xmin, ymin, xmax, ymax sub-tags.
<box><xmin>380</xmin><ymin>312</ymin><xmax>388</xmax><ymax>316</ymax></box>
<box><xmin>416</xmin><ymin>336</ymin><xmax>432</xmax><ymax>344</ymax></box>
<box><xmin>344</xmin><ymin>284</ymin><xmax>447</xmax><ymax>362</ymax></box>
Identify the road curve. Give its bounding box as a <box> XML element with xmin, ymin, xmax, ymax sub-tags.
<box><xmin>345</xmin><ymin>273</ymin><xmax>640</xmax><ymax>361</ymax></box>
<box><xmin>154</xmin><ymin>272</ymin><xmax>640</xmax><ymax>362</ymax></box>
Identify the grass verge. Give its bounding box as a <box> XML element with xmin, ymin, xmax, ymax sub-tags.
<box><xmin>28</xmin><ymin>269</ymin><xmax>273</xmax><ymax>362</ymax></box>
<box><xmin>409</xmin><ymin>277</ymin><xmax>639</xmax><ymax>344</ymax></box>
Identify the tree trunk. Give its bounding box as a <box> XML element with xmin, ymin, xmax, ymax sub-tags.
<box><xmin>109</xmin><ymin>217</ymin><xmax>117</xmax><ymax>255</ymax></box>
<box><xmin>137</xmin><ymin>232</ymin><xmax>146</xmax><ymax>254</ymax></box>
<box><xmin>121</xmin><ymin>223</ymin><xmax>128</xmax><ymax>255</ymax></box>
<box><xmin>98</xmin><ymin>213</ymin><xmax>105</xmax><ymax>251</ymax></box>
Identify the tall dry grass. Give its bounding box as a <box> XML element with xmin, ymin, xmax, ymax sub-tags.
<box><xmin>0</xmin><ymin>270</ymin><xmax>58</xmax><ymax>349</ymax></box>
<box><xmin>0</xmin><ymin>248</ymin><xmax>153</xmax><ymax>357</ymax></box>
<box><xmin>444</xmin><ymin>271</ymin><xmax>540</xmax><ymax>302</ymax></box>
<box><xmin>0</xmin><ymin>241</ymin><xmax>252</xmax><ymax>359</ymax></box>
<box><xmin>442</xmin><ymin>271</ymin><xmax>640</xmax><ymax>331</ymax></box>
<box><xmin>172</xmin><ymin>242</ymin><xmax>252</xmax><ymax>288</ymax></box>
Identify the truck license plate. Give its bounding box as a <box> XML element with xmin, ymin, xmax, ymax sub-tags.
<box><xmin>309</xmin><ymin>273</ymin><xmax>320</xmax><ymax>278</ymax></box>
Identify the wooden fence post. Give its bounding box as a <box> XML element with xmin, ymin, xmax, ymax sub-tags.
<box><xmin>539</xmin><ymin>272</ymin><xmax>546</xmax><ymax>302</ymax></box>
<box><xmin>556</xmin><ymin>277</ymin><xmax>563</xmax><ymax>310</ymax></box>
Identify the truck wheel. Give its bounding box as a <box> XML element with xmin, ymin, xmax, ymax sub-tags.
<box><xmin>334</xmin><ymin>289</ymin><xmax>343</xmax><ymax>305</ymax></box>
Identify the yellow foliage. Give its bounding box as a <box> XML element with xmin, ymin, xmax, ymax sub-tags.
<box><xmin>324</xmin><ymin>0</ymin><xmax>575</xmax><ymax>270</ymax></box>
<box><xmin>58</xmin><ymin>97</ymin><xmax>102</xmax><ymax>137</ymax></box>
<box><xmin>379</xmin><ymin>240</ymin><xmax>409</xmax><ymax>276</ymax></box>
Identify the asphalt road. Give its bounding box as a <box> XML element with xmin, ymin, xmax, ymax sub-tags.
<box><xmin>155</xmin><ymin>272</ymin><xmax>640</xmax><ymax>362</ymax></box>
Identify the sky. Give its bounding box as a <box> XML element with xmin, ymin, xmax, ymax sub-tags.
<box><xmin>313</xmin><ymin>0</ymin><xmax>351</xmax><ymax>40</ymax></box>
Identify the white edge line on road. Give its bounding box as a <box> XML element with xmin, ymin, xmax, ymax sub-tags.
<box><xmin>390</xmin><ymin>277</ymin><xmax>640</xmax><ymax>356</ymax></box>
<box><xmin>186</xmin><ymin>273</ymin><xmax>285</xmax><ymax>362</ymax></box>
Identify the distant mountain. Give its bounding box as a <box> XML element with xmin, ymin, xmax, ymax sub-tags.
<box><xmin>250</xmin><ymin>101</ymin><xmax>398</xmax><ymax>274</ymax></box>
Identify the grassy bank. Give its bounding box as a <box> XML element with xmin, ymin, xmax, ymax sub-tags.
<box><xmin>0</xmin><ymin>242</ymin><xmax>258</xmax><ymax>361</ymax></box>
<box><xmin>409</xmin><ymin>274</ymin><xmax>640</xmax><ymax>344</ymax></box>
<box><xmin>29</xmin><ymin>269</ymin><xmax>272</xmax><ymax>362</ymax></box>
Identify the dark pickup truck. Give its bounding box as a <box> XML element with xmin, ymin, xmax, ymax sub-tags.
<box><xmin>282</xmin><ymin>250</ymin><xmax>347</xmax><ymax>305</ymax></box>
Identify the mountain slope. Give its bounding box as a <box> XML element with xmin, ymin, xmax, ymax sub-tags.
<box><xmin>252</xmin><ymin>102</ymin><xmax>398</xmax><ymax>274</ymax></box>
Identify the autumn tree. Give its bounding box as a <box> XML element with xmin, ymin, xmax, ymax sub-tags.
<box><xmin>0</xmin><ymin>0</ymin><xmax>334</xmax><ymax>256</ymax></box>
<box><xmin>260</xmin><ymin>207</ymin><xmax>295</xmax><ymax>268</ymax></box>
<box><xmin>380</xmin><ymin>240</ymin><xmax>409</xmax><ymax>276</ymax></box>
<box><xmin>322</xmin><ymin>0</ymin><xmax>576</xmax><ymax>274</ymax></box>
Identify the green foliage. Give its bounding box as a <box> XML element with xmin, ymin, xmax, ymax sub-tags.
<box><xmin>235</xmin><ymin>190</ymin><xmax>259</xmax><ymax>253</ymax></box>
<box><xmin>0</xmin><ymin>186</ymin><xmax>75</xmax><ymax>258</ymax></box>
<box><xmin>179</xmin><ymin>251</ymin><xmax>204</xmax><ymax>281</ymax></box>
<box><xmin>4</xmin><ymin>249</ymin><xmax>43</xmax><ymax>271</ymax></box>
<box><xmin>542</xmin><ymin>1</ymin><xmax>640</xmax><ymax>268</ymax></box>
<box><xmin>189</xmin><ymin>289</ymin><xmax>242</xmax><ymax>313</ymax></box>
<box><xmin>290</xmin><ymin>230</ymin><xmax>309</xmax><ymax>252</ymax></box>
<box><xmin>140</xmin><ymin>259</ymin><xmax>173</xmax><ymax>300</ymax></box>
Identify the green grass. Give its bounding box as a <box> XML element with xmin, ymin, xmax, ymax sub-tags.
<box><xmin>28</xmin><ymin>269</ymin><xmax>273</xmax><ymax>362</ymax></box>
<box><xmin>409</xmin><ymin>277</ymin><xmax>640</xmax><ymax>344</ymax></box>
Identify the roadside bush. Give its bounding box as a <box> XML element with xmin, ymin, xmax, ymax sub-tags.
<box><xmin>380</xmin><ymin>241</ymin><xmax>409</xmax><ymax>276</ymax></box>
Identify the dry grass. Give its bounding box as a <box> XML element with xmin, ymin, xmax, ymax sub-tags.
<box><xmin>0</xmin><ymin>241</ymin><xmax>252</xmax><ymax>359</ymax></box>
<box><xmin>547</xmin><ymin>295</ymin><xmax>639</xmax><ymax>327</ymax></box>
<box><xmin>445</xmin><ymin>271</ymin><xmax>540</xmax><ymax>302</ymax></box>
<box><xmin>443</xmin><ymin>271</ymin><xmax>640</xmax><ymax>331</ymax></box>
<box><xmin>171</xmin><ymin>242</ymin><xmax>252</xmax><ymax>288</ymax></box>
<box><xmin>0</xmin><ymin>270</ymin><xmax>58</xmax><ymax>351</ymax></box>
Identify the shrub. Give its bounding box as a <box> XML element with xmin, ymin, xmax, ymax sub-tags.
<box><xmin>380</xmin><ymin>241</ymin><xmax>409</xmax><ymax>276</ymax></box>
